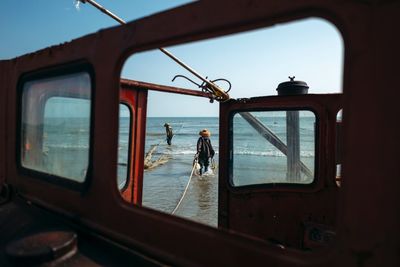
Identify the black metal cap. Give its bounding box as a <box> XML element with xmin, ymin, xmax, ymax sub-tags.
<box><xmin>6</xmin><ymin>231</ymin><xmax>77</xmax><ymax>265</ymax></box>
<box><xmin>276</xmin><ymin>76</ymin><xmax>309</xmax><ymax>96</ymax></box>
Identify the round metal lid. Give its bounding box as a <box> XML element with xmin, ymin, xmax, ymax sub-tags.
<box><xmin>276</xmin><ymin>76</ymin><xmax>309</xmax><ymax>95</ymax></box>
<box><xmin>6</xmin><ymin>231</ymin><xmax>77</xmax><ymax>265</ymax></box>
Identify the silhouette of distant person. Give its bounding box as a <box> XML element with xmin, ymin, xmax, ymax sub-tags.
<box><xmin>196</xmin><ymin>129</ymin><xmax>215</xmax><ymax>175</ymax></box>
<box><xmin>164</xmin><ymin>123</ymin><xmax>173</xmax><ymax>145</ymax></box>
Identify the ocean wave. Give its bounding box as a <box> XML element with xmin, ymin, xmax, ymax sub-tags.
<box><xmin>181</xmin><ymin>124</ymin><xmax>219</xmax><ymax>128</ymax></box>
<box><xmin>165</xmin><ymin>150</ymin><xmax>203</xmax><ymax>155</ymax></box>
<box><xmin>174</xmin><ymin>132</ymin><xmax>220</xmax><ymax>136</ymax></box>
<box><xmin>44</xmin><ymin>144</ymin><xmax>89</xmax><ymax>150</ymax></box>
<box><xmin>234</xmin><ymin>150</ymin><xmax>314</xmax><ymax>157</ymax></box>
<box><xmin>147</xmin><ymin>148</ymin><xmax>314</xmax><ymax>158</ymax></box>
<box><xmin>146</xmin><ymin>132</ymin><xmax>220</xmax><ymax>137</ymax></box>
<box><xmin>146</xmin><ymin>133</ymin><xmax>166</xmax><ymax>137</ymax></box>
<box><xmin>149</xmin><ymin>149</ymin><xmax>219</xmax><ymax>156</ymax></box>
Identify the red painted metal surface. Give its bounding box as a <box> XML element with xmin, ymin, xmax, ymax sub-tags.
<box><xmin>132</xmin><ymin>90</ymin><xmax>147</xmax><ymax>206</ymax></box>
<box><xmin>0</xmin><ymin>0</ymin><xmax>399</xmax><ymax>266</ymax></box>
<box><xmin>119</xmin><ymin>88</ymin><xmax>137</xmax><ymax>203</ymax></box>
<box><xmin>119</xmin><ymin>79</ymin><xmax>209</xmax><ymax>205</ymax></box>
<box><xmin>219</xmin><ymin>94</ymin><xmax>342</xmax><ymax>247</ymax></box>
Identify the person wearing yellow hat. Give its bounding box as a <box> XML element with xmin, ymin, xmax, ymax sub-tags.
<box><xmin>196</xmin><ymin>129</ymin><xmax>215</xmax><ymax>175</ymax></box>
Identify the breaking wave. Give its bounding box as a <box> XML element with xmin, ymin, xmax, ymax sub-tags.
<box><xmin>44</xmin><ymin>144</ymin><xmax>89</xmax><ymax>150</ymax></box>
<box><xmin>233</xmin><ymin>150</ymin><xmax>314</xmax><ymax>158</ymax></box>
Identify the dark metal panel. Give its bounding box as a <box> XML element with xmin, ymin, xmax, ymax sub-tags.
<box><xmin>0</xmin><ymin>61</ymin><xmax>7</xmax><ymax>191</ymax></box>
<box><xmin>0</xmin><ymin>200</ymin><xmax>165</xmax><ymax>266</ymax></box>
<box><xmin>336</xmin><ymin>2</ymin><xmax>400</xmax><ymax>266</ymax></box>
<box><xmin>119</xmin><ymin>88</ymin><xmax>138</xmax><ymax>203</ymax></box>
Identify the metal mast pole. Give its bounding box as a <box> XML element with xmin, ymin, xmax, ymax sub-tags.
<box><xmin>79</xmin><ymin>0</ymin><xmax>230</xmax><ymax>101</ymax></box>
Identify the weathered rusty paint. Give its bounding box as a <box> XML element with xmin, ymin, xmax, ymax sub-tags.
<box><xmin>120</xmin><ymin>78</ymin><xmax>211</xmax><ymax>205</ymax></box>
<box><xmin>119</xmin><ymin>88</ymin><xmax>137</xmax><ymax>203</ymax></box>
<box><xmin>219</xmin><ymin>94</ymin><xmax>342</xmax><ymax>247</ymax></box>
<box><xmin>0</xmin><ymin>0</ymin><xmax>398</xmax><ymax>266</ymax></box>
<box><xmin>132</xmin><ymin>90</ymin><xmax>147</xmax><ymax>206</ymax></box>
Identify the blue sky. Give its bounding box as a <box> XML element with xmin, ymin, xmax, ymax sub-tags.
<box><xmin>1</xmin><ymin>1</ymin><xmax>343</xmax><ymax>117</ymax></box>
<box><xmin>0</xmin><ymin>0</ymin><xmax>191</xmax><ymax>59</ymax></box>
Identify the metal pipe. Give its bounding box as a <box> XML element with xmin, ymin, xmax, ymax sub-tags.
<box><xmin>79</xmin><ymin>0</ymin><xmax>230</xmax><ymax>101</ymax></box>
<box><xmin>80</xmin><ymin>0</ymin><xmax>125</xmax><ymax>24</ymax></box>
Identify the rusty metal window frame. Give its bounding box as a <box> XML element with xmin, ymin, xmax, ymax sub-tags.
<box><xmin>16</xmin><ymin>62</ymin><xmax>95</xmax><ymax>191</ymax></box>
<box><xmin>228</xmin><ymin>106</ymin><xmax>320</xmax><ymax>191</ymax></box>
<box><xmin>118</xmin><ymin>101</ymin><xmax>133</xmax><ymax>191</ymax></box>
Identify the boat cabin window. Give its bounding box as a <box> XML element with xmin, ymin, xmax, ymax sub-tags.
<box><xmin>141</xmin><ymin>91</ymin><xmax>219</xmax><ymax>227</ymax></box>
<box><xmin>231</xmin><ymin>110</ymin><xmax>316</xmax><ymax>186</ymax></box>
<box><xmin>20</xmin><ymin>72</ymin><xmax>91</xmax><ymax>183</ymax></box>
<box><xmin>118</xmin><ymin>103</ymin><xmax>131</xmax><ymax>190</ymax></box>
<box><xmin>119</xmin><ymin>17</ymin><xmax>343</xmax><ymax>237</ymax></box>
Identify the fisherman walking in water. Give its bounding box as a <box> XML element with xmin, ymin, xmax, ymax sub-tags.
<box><xmin>196</xmin><ymin>129</ymin><xmax>215</xmax><ymax>175</ymax></box>
<box><xmin>164</xmin><ymin>123</ymin><xmax>174</xmax><ymax>145</ymax></box>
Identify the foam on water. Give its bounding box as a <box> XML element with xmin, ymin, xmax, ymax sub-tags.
<box><xmin>44</xmin><ymin>116</ymin><xmax>315</xmax><ymax>227</ymax></box>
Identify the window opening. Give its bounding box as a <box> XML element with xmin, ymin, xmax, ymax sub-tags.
<box><xmin>120</xmin><ymin>17</ymin><xmax>343</xmax><ymax>232</ymax></box>
<box><xmin>141</xmin><ymin>91</ymin><xmax>219</xmax><ymax>227</ymax></box>
<box><xmin>21</xmin><ymin>72</ymin><xmax>91</xmax><ymax>183</ymax></box>
<box><xmin>232</xmin><ymin>110</ymin><xmax>316</xmax><ymax>186</ymax></box>
<box><xmin>118</xmin><ymin>103</ymin><xmax>131</xmax><ymax>190</ymax></box>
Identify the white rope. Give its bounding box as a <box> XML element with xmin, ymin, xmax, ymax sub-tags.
<box><xmin>171</xmin><ymin>159</ymin><xmax>197</xmax><ymax>215</ymax></box>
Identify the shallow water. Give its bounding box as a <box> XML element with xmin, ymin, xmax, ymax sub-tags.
<box><xmin>125</xmin><ymin>115</ymin><xmax>315</xmax><ymax>226</ymax></box>
<box><xmin>142</xmin><ymin>151</ymin><xmax>218</xmax><ymax>227</ymax></box>
<box><xmin>39</xmin><ymin>114</ymin><xmax>315</xmax><ymax>227</ymax></box>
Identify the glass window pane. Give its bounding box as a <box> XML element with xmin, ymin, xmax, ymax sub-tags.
<box><xmin>21</xmin><ymin>72</ymin><xmax>91</xmax><ymax>182</ymax></box>
<box><xmin>232</xmin><ymin>110</ymin><xmax>315</xmax><ymax>186</ymax></box>
<box><xmin>118</xmin><ymin>104</ymin><xmax>131</xmax><ymax>190</ymax></box>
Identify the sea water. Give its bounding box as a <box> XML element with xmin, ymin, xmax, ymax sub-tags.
<box><xmin>139</xmin><ymin>117</ymin><xmax>219</xmax><ymax>227</ymax></box>
<box><xmin>41</xmin><ymin>115</ymin><xmax>314</xmax><ymax>228</ymax></box>
<box><xmin>118</xmin><ymin>115</ymin><xmax>316</xmax><ymax>227</ymax></box>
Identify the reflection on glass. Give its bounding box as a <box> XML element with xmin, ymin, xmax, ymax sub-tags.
<box><xmin>118</xmin><ymin>104</ymin><xmax>131</xmax><ymax>190</ymax></box>
<box><xmin>21</xmin><ymin>72</ymin><xmax>91</xmax><ymax>182</ymax></box>
<box><xmin>232</xmin><ymin>110</ymin><xmax>316</xmax><ymax>186</ymax></box>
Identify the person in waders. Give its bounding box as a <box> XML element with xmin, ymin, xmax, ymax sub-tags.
<box><xmin>164</xmin><ymin>123</ymin><xmax>173</xmax><ymax>145</ymax></box>
<box><xmin>196</xmin><ymin>129</ymin><xmax>215</xmax><ymax>175</ymax></box>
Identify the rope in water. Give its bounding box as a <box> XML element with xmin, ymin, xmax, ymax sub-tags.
<box><xmin>145</xmin><ymin>122</ymin><xmax>194</xmax><ymax>214</ymax></box>
<box><xmin>171</xmin><ymin>158</ymin><xmax>197</xmax><ymax>215</ymax></box>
